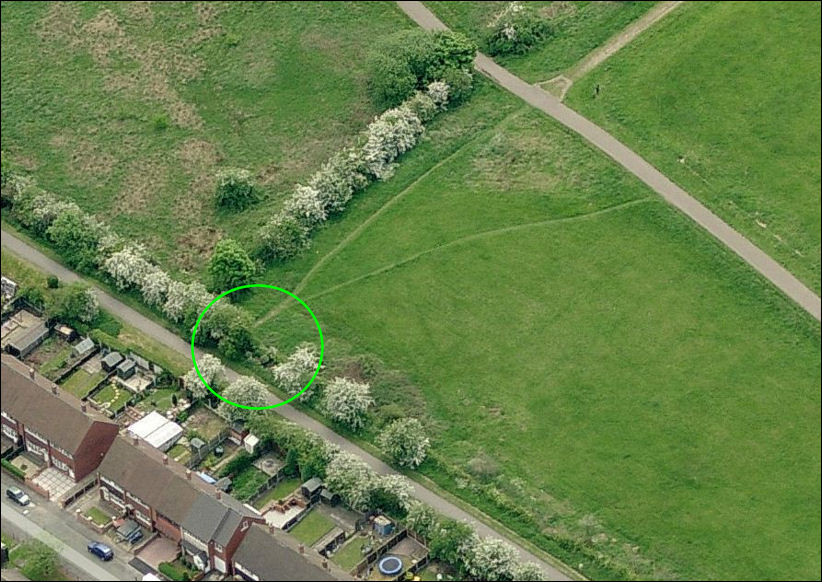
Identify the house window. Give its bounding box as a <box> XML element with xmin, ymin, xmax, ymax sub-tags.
<box><xmin>2</xmin><ymin>424</ymin><xmax>17</xmax><ymax>441</ymax></box>
<box><xmin>26</xmin><ymin>440</ymin><xmax>48</xmax><ymax>461</ymax></box>
<box><xmin>52</xmin><ymin>445</ymin><xmax>73</xmax><ymax>459</ymax></box>
<box><xmin>215</xmin><ymin>543</ymin><xmax>223</xmax><ymax>552</ymax></box>
<box><xmin>127</xmin><ymin>492</ymin><xmax>146</xmax><ymax>506</ymax></box>
<box><xmin>52</xmin><ymin>457</ymin><xmax>69</xmax><ymax>473</ymax></box>
<box><xmin>24</xmin><ymin>427</ymin><xmax>46</xmax><ymax>443</ymax></box>
<box><xmin>1</xmin><ymin>410</ymin><xmax>13</xmax><ymax>421</ymax></box>
<box><xmin>100</xmin><ymin>477</ymin><xmax>124</xmax><ymax>494</ymax></box>
<box><xmin>134</xmin><ymin>510</ymin><xmax>151</xmax><ymax>526</ymax></box>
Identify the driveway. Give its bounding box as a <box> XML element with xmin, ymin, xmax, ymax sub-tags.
<box><xmin>31</xmin><ymin>467</ymin><xmax>75</xmax><ymax>501</ymax></box>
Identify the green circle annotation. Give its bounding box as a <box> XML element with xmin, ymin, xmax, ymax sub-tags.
<box><xmin>190</xmin><ymin>284</ymin><xmax>323</xmax><ymax>410</ymax></box>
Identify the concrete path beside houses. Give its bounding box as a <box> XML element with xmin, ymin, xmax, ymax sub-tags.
<box><xmin>1</xmin><ymin>229</ymin><xmax>575</xmax><ymax>581</ymax></box>
<box><xmin>395</xmin><ymin>1</ymin><xmax>821</xmax><ymax>322</ymax></box>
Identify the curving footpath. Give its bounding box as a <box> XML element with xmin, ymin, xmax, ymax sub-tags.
<box><xmin>395</xmin><ymin>1</ymin><xmax>821</xmax><ymax>322</ymax></box>
<box><xmin>1</xmin><ymin>228</ymin><xmax>575</xmax><ymax>581</ymax></box>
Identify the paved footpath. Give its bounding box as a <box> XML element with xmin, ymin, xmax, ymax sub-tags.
<box><xmin>396</xmin><ymin>1</ymin><xmax>821</xmax><ymax>322</ymax></box>
<box><xmin>1</xmin><ymin>229</ymin><xmax>574</xmax><ymax>581</ymax></box>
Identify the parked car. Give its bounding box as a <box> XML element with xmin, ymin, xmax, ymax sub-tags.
<box><xmin>87</xmin><ymin>541</ymin><xmax>114</xmax><ymax>561</ymax></box>
<box><xmin>5</xmin><ymin>486</ymin><xmax>30</xmax><ymax>506</ymax></box>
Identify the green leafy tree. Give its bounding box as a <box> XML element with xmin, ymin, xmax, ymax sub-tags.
<box><xmin>428</xmin><ymin>518</ymin><xmax>475</xmax><ymax>567</ymax></box>
<box><xmin>45</xmin><ymin>211</ymin><xmax>104</xmax><ymax>272</ymax></box>
<box><xmin>48</xmin><ymin>283</ymin><xmax>99</xmax><ymax>324</ymax></box>
<box><xmin>208</xmin><ymin>238</ymin><xmax>256</xmax><ymax>292</ymax></box>
<box><xmin>18</xmin><ymin>540</ymin><xmax>59</xmax><ymax>581</ymax></box>
<box><xmin>215</xmin><ymin>168</ymin><xmax>258</xmax><ymax>210</ymax></box>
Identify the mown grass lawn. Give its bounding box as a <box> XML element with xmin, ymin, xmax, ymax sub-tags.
<box><xmin>84</xmin><ymin>506</ymin><xmax>112</xmax><ymax>527</ymax></box>
<box><xmin>289</xmin><ymin>510</ymin><xmax>335</xmax><ymax>547</ymax></box>
<box><xmin>0</xmin><ymin>1</ymin><xmax>411</xmax><ymax>279</ymax></box>
<box><xmin>331</xmin><ymin>535</ymin><xmax>371</xmax><ymax>571</ymax></box>
<box><xmin>253</xmin><ymin>477</ymin><xmax>300</xmax><ymax>510</ymax></box>
<box><xmin>266</xmin><ymin>91</ymin><xmax>821</xmax><ymax>579</ymax></box>
<box><xmin>425</xmin><ymin>1</ymin><xmax>655</xmax><ymax>82</ymax></box>
<box><xmin>567</xmin><ymin>1</ymin><xmax>821</xmax><ymax>293</ymax></box>
<box><xmin>91</xmin><ymin>382</ymin><xmax>131</xmax><ymax>413</ymax></box>
<box><xmin>61</xmin><ymin>369</ymin><xmax>106</xmax><ymax>399</ymax></box>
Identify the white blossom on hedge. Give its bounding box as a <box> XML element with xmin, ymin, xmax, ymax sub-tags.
<box><xmin>513</xmin><ymin>562</ymin><xmax>546</xmax><ymax>581</ymax></box>
<box><xmin>162</xmin><ymin>280</ymin><xmax>189</xmax><ymax>322</ymax></box>
<box><xmin>324</xmin><ymin>451</ymin><xmax>377</xmax><ymax>511</ymax></box>
<box><xmin>78</xmin><ymin>289</ymin><xmax>100</xmax><ymax>323</ymax></box>
<box><xmin>284</xmin><ymin>184</ymin><xmax>327</xmax><ymax>227</ymax></box>
<box><xmin>361</xmin><ymin>104</ymin><xmax>424</xmax><ymax>180</ymax></box>
<box><xmin>426</xmin><ymin>81</ymin><xmax>451</xmax><ymax>109</ymax></box>
<box><xmin>182</xmin><ymin>353</ymin><xmax>225</xmax><ymax>400</ymax></box>
<box><xmin>465</xmin><ymin>537</ymin><xmax>518</xmax><ymax>582</ymax></box>
<box><xmin>140</xmin><ymin>266</ymin><xmax>171</xmax><ymax>307</ymax></box>
<box><xmin>307</xmin><ymin>147</ymin><xmax>368</xmax><ymax>214</ymax></box>
<box><xmin>322</xmin><ymin>377</ymin><xmax>374</xmax><ymax>431</ymax></box>
<box><xmin>258</xmin><ymin>211</ymin><xmax>311</xmax><ymax>261</ymax></box>
<box><xmin>26</xmin><ymin>193</ymin><xmax>81</xmax><ymax>234</ymax></box>
<box><xmin>377</xmin><ymin>417</ymin><xmax>430</xmax><ymax>468</ymax></box>
<box><xmin>218</xmin><ymin>376</ymin><xmax>268</xmax><ymax>421</ymax></box>
<box><xmin>271</xmin><ymin>344</ymin><xmax>319</xmax><ymax>398</ymax></box>
<box><xmin>103</xmin><ymin>244</ymin><xmax>153</xmax><ymax>290</ymax></box>
<box><xmin>406</xmin><ymin>501</ymin><xmax>440</xmax><ymax>539</ymax></box>
<box><xmin>372</xmin><ymin>474</ymin><xmax>414</xmax><ymax>513</ymax></box>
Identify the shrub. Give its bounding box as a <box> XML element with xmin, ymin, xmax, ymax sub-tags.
<box><xmin>19</xmin><ymin>286</ymin><xmax>46</xmax><ymax>310</ymax></box>
<box><xmin>485</xmin><ymin>2</ymin><xmax>553</xmax><ymax>56</ymax></box>
<box><xmin>197</xmin><ymin>304</ymin><xmax>256</xmax><ymax>360</ymax></box>
<box><xmin>366</xmin><ymin>29</ymin><xmax>476</xmax><ymax>107</ymax></box>
<box><xmin>322</xmin><ymin>377</ymin><xmax>374</xmax><ymax>431</ymax></box>
<box><xmin>439</xmin><ymin>67</ymin><xmax>474</xmax><ymax>105</ymax></box>
<box><xmin>2</xmin><ymin>458</ymin><xmax>25</xmax><ymax>479</ymax></box>
<box><xmin>46</xmin><ymin>210</ymin><xmax>107</xmax><ymax>272</ymax></box>
<box><xmin>258</xmin><ymin>212</ymin><xmax>311</xmax><ymax>262</ymax></box>
<box><xmin>378</xmin><ymin>417</ymin><xmax>430</xmax><ymax>468</ymax></box>
<box><xmin>466</xmin><ymin>452</ymin><xmax>500</xmax><ymax>481</ymax></box>
<box><xmin>48</xmin><ymin>284</ymin><xmax>99</xmax><ymax>324</ymax></box>
<box><xmin>217</xmin><ymin>376</ymin><xmax>268</xmax><ymax>420</ymax></box>
<box><xmin>159</xmin><ymin>561</ymin><xmax>191</xmax><ymax>582</ymax></box>
<box><xmin>46</xmin><ymin>275</ymin><xmax>59</xmax><ymax>289</ymax></box>
<box><xmin>208</xmin><ymin>238</ymin><xmax>256</xmax><ymax>292</ymax></box>
<box><xmin>307</xmin><ymin>147</ymin><xmax>368</xmax><ymax>215</ymax></box>
<box><xmin>215</xmin><ymin>168</ymin><xmax>257</xmax><ymax>210</ymax></box>
<box><xmin>271</xmin><ymin>344</ymin><xmax>320</xmax><ymax>398</ymax></box>
<box><xmin>360</xmin><ymin>104</ymin><xmax>425</xmax><ymax>181</ymax></box>
<box><xmin>18</xmin><ymin>540</ymin><xmax>59</xmax><ymax>581</ymax></box>
<box><xmin>219</xmin><ymin>451</ymin><xmax>255</xmax><ymax>478</ymax></box>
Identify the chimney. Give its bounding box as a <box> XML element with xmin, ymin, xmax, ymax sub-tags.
<box><xmin>322</xmin><ymin>559</ymin><xmax>328</xmax><ymax>570</ymax></box>
<box><xmin>132</xmin><ymin>436</ymin><xmax>139</xmax><ymax>446</ymax></box>
<box><xmin>186</xmin><ymin>469</ymin><xmax>192</xmax><ymax>480</ymax></box>
<box><xmin>28</xmin><ymin>367</ymin><xmax>35</xmax><ymax>380</ymax></box>
<box><xmin>52</xmin><ymin>385</ymin><xmax>58</xmax><ymax>395</ymax></box>
<box><xmin>216</xmin><ymin>489</ymin><xmax>222</xmax><ymax>500</ymax></box>
<box><xmin>80</xmin><ymin>402</ymin><xmax>87</xmax><ymax>413</ymax></box>
<box><xmin>162</xmin><ymin>454</ymin><xmax>168</xmax><ymax>466</ymax></box>
<box><xmin>299</xmin><ymin>544</ymin><xmax>305</xmax><ymax>555</ymax></box>
<box><xmin>269</xmin><ymin>525</ymin><xmax>275</xmax><ymax>534</ymax></box>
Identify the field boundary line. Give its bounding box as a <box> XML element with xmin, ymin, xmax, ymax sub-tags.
<box><xmin>255</xmin><ymin>108</ymin><xmax>524</xmax><ymax>327</ymax></box>
<box><xmin>303</xmin><ymin>198</ymin><xmax>653</xmax><ymax>304</ymax></box>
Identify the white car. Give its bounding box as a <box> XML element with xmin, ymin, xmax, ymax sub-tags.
<box><xmin>6</xmin><ymin>486</ymin><xmax>31</xmax><ymax>506</ymax></box>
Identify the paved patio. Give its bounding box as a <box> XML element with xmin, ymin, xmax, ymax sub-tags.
<box><xmin>31</xmin><ymin>467</ymin><xmax>74</xmax><ymax>499</ymax></box>
<box><xmin>136</xmin><ymin>536</ymin><xmax>179</xmax><ymax>570</ymax></box>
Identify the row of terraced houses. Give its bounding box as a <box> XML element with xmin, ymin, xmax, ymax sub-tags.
<box><xmin>1</xmin><ymin>354</ymin><xmax>337</xmax><ymax>581</ymax></box>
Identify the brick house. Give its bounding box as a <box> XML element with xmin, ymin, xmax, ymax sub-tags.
<box><xmin>98</xmin><ymin>436</ymin><xmax>265</xmax><ymax>575</ymax></box>
<box><xmin>1</xmin><ymin>354</ymin><xmax>118</xmax><ymax>481</ymax></box>
<box><xmin>232</xmin><ymin>524</ymin><xmax>337</xmax><ymax>581</ymax></box>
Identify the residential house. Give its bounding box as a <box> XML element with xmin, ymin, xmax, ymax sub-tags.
<box><xmin>97</xmin><ymin>435</ymin><xmax>265</xmax><ymax>576</ymax></box>
<box><xmin>1</xmin><ymin>354</ymin><xmax>118</xmax><ymax>481</ymax></box>
<box><xmin>232</xmin><ymin>524</ymin><xmax>337</xmax><ymax>581</ymax></box>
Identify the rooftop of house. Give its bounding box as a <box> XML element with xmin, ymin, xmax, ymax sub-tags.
<box><xmin>233</xmin><ymin>524</ymin><xmax>338</xmax><ymax>581</ymax></box>
<box><xmin>1</xmin><ymin>354</ymin><xmax>114</xmax><ymax>453</ymax></box>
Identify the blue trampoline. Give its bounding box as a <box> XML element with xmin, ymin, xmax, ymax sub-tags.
<box><xmin>378</xmin><ymin>555</ymin><xmax>403</xmax><ymax>576</ymax></box>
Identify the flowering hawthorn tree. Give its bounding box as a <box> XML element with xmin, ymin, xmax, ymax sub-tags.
<box><xmin>322</xmin><ymin>377</ymin><xmax>374</xmax><ymax>431</ymax></box>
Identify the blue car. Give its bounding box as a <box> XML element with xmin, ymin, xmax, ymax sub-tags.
<box><xmin>87</xmin><ymin>541</ymin><xmax>114</xmax><ymax>561</ymax></box>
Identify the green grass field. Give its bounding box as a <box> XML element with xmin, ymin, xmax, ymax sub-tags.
<box><xmin>425</xmin><ymin>1</ymin><xmax>655</xmax><ymax>82</ymax></box>
<box><xmin>1</xmin><ymin>1</ymin><xmax>410</xmax><ymax>279</ymax></box>
<box><xmin>567</xmin><ymin>1</ymin><xmax>821</xmax><ymax>293</ymax></box>
<box><xmin>289</xmin><ymin>510</ymin><xmax>335</xmax><ymax>546</ymax></box>
<box><xmin>61</xmin><ymin>369</ymin><xmax>106</xmax><ymax>399</ymax></box>
<box><xmin>262</xmin><ymin>90</ymin><xmax>821</xmax><ymax>579</ymax></box>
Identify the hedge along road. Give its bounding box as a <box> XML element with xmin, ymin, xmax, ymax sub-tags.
<box><xmin>0</xmin><ymin>229</ymin><xmax>575</xmax><ymax>581</ymax></box>
<box><xmin>395</xmin><ymin>1</ymin><xmax>822</xmax><ymax>322</ymax></box>
<box><xmin>191</xmin><ymin>284</ymin><xmax>323</xmax><ymax>409</ymax></box>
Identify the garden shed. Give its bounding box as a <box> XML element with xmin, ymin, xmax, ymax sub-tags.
<box><xmin>301</xmin><ymin>477</ymin><xmax>323</xmax><ymax>501</ymax></box>
<box><xmin>101</xmin><ymin>351</ymin><xmax>123</xmax><ymax>372</ymax></box>
<box><xmin>72</xmin><ymin>337</ymin><xmax>94</xmax><ymax>358</ymax></box>
<box><xmin>116</xmin><ymin>358</ymin><xmax>136</xmax><ymax>380</ymax></box>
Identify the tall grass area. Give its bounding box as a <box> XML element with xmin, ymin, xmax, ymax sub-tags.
<box><xmin>0</xmin><ymin>1</ymin><xmax>411</xmax><ymax>278</ymax></box>
<box><xmin>567</xmin><ymin>1</ymin><xmax>821</xmax><ymax>293</ymax></box>
<box><xmin>425</xmin><ymin>1</ymin><xmax>656</xmax><ymax>82</ymax></box>
<box><xmin>265</xmin><ymin>92</ymin><xmax>821</xmax><ymax>579</ymax></box>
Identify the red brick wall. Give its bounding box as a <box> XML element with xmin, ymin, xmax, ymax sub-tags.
<box><xmin>221</xmin><ymin>516</ymin><xmax>265</xmax><ymax>574</ymax></box>
<box><xmin>72</xmin><ymin>421</ymin><xmax>118</xmax><ymax>481</ymax></box>
<box><xmin>155</xmin><ymin>513</ymin><xmax>182</xmax><ymax>542</ymax></box>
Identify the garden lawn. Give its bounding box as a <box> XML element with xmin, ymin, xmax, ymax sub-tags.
<box><xmin>138</xmin><ymin>387</ymin><xmax>180</xmax><ymax>413</ymax></box>
<box><xmin>230</xmin><ymin>465</ymin><xmax>268</xmax><ymax>502</ymax></box>
<box><xmin>426</xmin><ymin>1</ymin><xmax>656</xmax><ymax>82</ymax></box>
<box><xmin>253</xmin><ymin>477</ymin><xmax>300</xmax><ymax>509</ymax></box>
<box><xmin>84</xmin><ymin>506</ymin><xmax>112</xmax><ymax>527</ymax></box>
<box><xmin>263</xmin><ymin>91</ymin><xmax>821</xmax><ymax>579</ymax></box>
<box><xmin>61</xmin><ymin>369</ymin><xmax>106</xmax><ymax>399</ymax></box>
<box><xmin>91</xmin><ymin>383</ymin><xmax>131</xmax><ymax>413</ymax></box>
<box><xmin>289</xmin><ymin>511</ymin><xmax>335</xmax><ymax>547</ymax></box>
<box><xmin>167</xmin><ymin>443</ymin><xmax>191</xmax><ymax>465</ymax></box>
<box><xmin>38</xmin><ymin>345</ymin><xmax>73</xmax><ymax>379</ymax></box>
<box><xmin>332</xmin><ymin>535</ymin><xmax>371</xmax><ymax>571</ymax></box>
<box><xmin>0</xmin><ymin>1</ymin><xmax>412</xmax><ymax>279</ymax></box>
<box><xmin>567</xmin><ymin>1</ymin><xmax>821</xmax><ymax>292</ymax></box>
